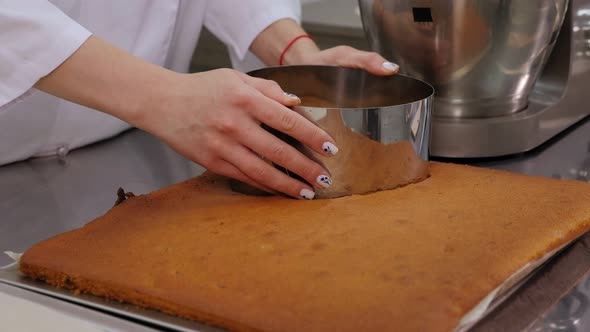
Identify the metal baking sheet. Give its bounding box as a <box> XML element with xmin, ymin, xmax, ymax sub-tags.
<box><xmin>471</xmin><ymin>230</ymin><xmax>590</xmax><ymax>332</ymax></box>
<box><xmin>0</xmin><ymin>266</ymin><xmax>220</xmax><ymax>332</ymax></box>
<box><xmin>454</xmin><ymin>241</ymin><xmax>573</xmax><ymax>331</ymax></box>
<box><xmin>0</xmin><ymin>282</ymin><xmax>159</xmax><ymax>332</ymax></box>
<box><xmin>1</xmin><ymin>232</ymin><xmax>590</xmax><ymax>332</ymax></box>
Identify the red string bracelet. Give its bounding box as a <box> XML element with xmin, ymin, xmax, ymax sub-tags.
<box><xmin>278</xmin><ymin>34</ymin><xmax>313</xmax><ymax>66</ymax></box>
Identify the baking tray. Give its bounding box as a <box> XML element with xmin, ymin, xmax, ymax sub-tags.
<box><xmin>0</xmin><ymin>263</ymin><xmax>220</xmax><ymax>332</ymax></box>
<box><xmin>471</xmin><ymin>230</ymin><xmax>590</xmax><ymax>332</ymax></box>
<box><xmin>0</xmin><ymin>282</ymin><xmax>159</xmax><ymax>332</ymax></box>
<box><xmin>1</xmin><ymin>231</ymin><xmax>590</xmax><ymax>332</ymax></box>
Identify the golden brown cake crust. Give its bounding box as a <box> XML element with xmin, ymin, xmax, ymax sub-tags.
<box><xmin>20</xmin><ymin>163</ymin><xmax>590</xmax><ymax>332</ymax></box>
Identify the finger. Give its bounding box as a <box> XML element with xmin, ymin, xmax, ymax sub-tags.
<box><xmin>325</xmin><ymin>46</ymin><xmax>400</xmax><ymax>76</ymax></box>
<box><xmin>245</xmin><ymin>75</ymin><xmax>324</xmax><ymax>126</ymax></box>
<box><xmin>211</xmin><ymin>159</ymin><xmax>278</xmax><ymax>195</ymax></box>
<box><xmin>239</xmin><ymin>73</ymin><xmax>302</xmax><ymax>107</ymax></box>
<box><xmin>239</xmin><ymin>123</ymin><xmax>333</xmax><ymax>190</ymax></box>
<box><xmin>222</xmin><ymin>142</ymin><xmax>317</xmax><ymax>200</ymax></box>
<box><xmin>244</xmin><ymin>94</ymin><xmax>339</xmax><ymax>158</ymax></box>
<box><xmin>349</xmin><ymin>52</ymin><xmax>399</xmax><ymax>76</ymax></box>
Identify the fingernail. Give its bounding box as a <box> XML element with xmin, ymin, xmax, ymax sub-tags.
<box><xmin>382</xmin><ymin>61</ymin><xmax>399</xmax><ymax>72</ymax></box>
<box><xmin>322</xmin><ymin>142</ymin><xmax>339</xmax><ymax>156</ymax></box>
<box><xmin>284</xmin><ymin>92</ymin><xmax>301</xmax><ymax>102</ymax></box>
<box><xmin>300</xmin><ymin>188</ymin><xmax>315</xmax><ymax>200</ymax></box>
<box><xmin>316</xmin><ymin>175</ymin><xmax>333</xmax><ymax>188</ymax></box>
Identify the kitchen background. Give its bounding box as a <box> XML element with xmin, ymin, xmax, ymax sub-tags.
<box><xmin>190</xmin><ymin>0</ymin><xmax>367</xmax><ymax>72</ymax></box>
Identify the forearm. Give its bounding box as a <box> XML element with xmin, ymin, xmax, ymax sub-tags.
<box><xmin>33</xmin><ymin>36</ymin><xmax>177</xmax><ymax>126</ymax></box>
<box><xmin>249</xmin><ymin>18</ymin><xmax>320</xmax><ymax>66</ymax></box>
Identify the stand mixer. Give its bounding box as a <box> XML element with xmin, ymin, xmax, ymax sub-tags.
<box><xmin>359</xmin><ymin>0</ymin><xmax>590</xmax><ymax>158</ymax></box>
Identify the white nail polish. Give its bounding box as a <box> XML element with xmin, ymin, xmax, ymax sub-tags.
<box><xmin>300</xmin><ymin>188</ymin><xmax>315</xmax><ymax>200</ymax></box>
<box><xmin>382</xmin><ymin>61</ymin><xmax>399</xmax><ymax>72</ymax></box>
<box><xmin>316</xmin><ymin>175</ymin><xmax>333</xmax><ymax>188</ymax></box>
<box><xmin>284</xmin><ymin>92</ymin><xmax>300</xmax><ymax>101</ymax></box>
<box><xmin>322</xmin><ymin>142</ymin><xmax>339</xmax><ymax>156</ymax></box>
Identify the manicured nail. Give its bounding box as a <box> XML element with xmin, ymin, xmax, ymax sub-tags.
<box><xmin>284</xmin><ymin>92</ymin><xmax>301</xmax><ymax>102</ymax></box>
<box><xmin>382</xmin><ymin>61</ymin><xmax>399</xmax><ymax>72</ymax></box>
<box><xmin>322</xmin><ymin>142</ymin><xmax>339</xmax><ymax>156</ymax></box>
<box><xmin>316</xmin><ymin>175</ymin><xmax>333</xmax><ymax>188</ymax></box>
<box><xmin>300</xmin><ymin>188</ymin><xmax>315</xmax><ymax>200</ymax></box>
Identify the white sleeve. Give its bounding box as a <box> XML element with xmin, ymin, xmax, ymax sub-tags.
<box><xmin>204</xmin><ymin>0</ymin><xmax>301</xmax><ymax>62</ymax></box>
<box><xmin>0</xmin><ymin>0</ymin><xmax>91</xmax><ymax>107</ymax></box>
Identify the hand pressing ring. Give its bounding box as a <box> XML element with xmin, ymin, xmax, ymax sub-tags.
<box><xmin>140</xmin><ymin>68</ymin><xmax>338</xmax><ymax>200</ymax></box>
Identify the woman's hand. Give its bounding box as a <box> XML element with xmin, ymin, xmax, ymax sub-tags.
<box><xmin>288</xmin><ymin>45</ymin><xmax>400</xmax><ymax>76</ymax></box>
<box><xmin>138</xmin><ymin>69</ymin><xmax>337</xmax><ymax>199</ymax></box>
<box><xmin>250</xmin><ymin>18</ymin><xmax>399</xmax><ymax>76</ymax></box>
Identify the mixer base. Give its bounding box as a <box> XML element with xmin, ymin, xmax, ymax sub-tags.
<box><xmin>430</xmin><ymin>96</ymin><xmax>590</xmax><ymax>158</ymax></box>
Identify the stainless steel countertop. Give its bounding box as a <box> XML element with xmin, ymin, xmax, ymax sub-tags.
<box><xmin>0</xmin><ymin>116</ymin><xmax>589</xmax><ymax>331</ymax></box>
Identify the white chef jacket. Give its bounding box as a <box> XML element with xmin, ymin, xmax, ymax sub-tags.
<box><xmin>0</xmin><ymin>0</ymin><xmax>301</xmax><ymax>166</ymax></box>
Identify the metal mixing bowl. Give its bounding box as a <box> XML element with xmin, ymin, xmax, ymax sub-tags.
<box><xmin>245</xmin><ymin>65</ymin><xmax>434</xmax><ymax>198</ymax></box>
<box><xmin>358</xmin><ymin>0</ymin><xmax>568</xmax><ymax>118</ymax></box>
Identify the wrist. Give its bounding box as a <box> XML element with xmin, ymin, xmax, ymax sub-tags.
<box><xmin>128</xmin><ymin>70</ymin><xmax>187</xmax><ymax>131</ymax></box>
<box><xmin>250</xmin><ymin>18</ymin><xmax>321</xmax><ymax>66</ymax></box>
<box><xmin>279</xmin><ymin>35</ymin><xmax>319</xmax><ymax>66</ymax></box>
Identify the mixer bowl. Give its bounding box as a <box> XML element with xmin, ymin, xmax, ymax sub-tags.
<box><xmin>359</xmin><ymin>0</ymin><xmax>569</xmax><ymax>118</ymax></box>
<box><xmin>245</xmin><ymin>65</ymin><xmax>434</xmax><ymax>198</ymax></box>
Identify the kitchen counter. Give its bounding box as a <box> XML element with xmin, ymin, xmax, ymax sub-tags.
<box><xmin>0</xmin><ymin>115</ymin><xmax>589</xmax><ymax>331</ymax></box>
